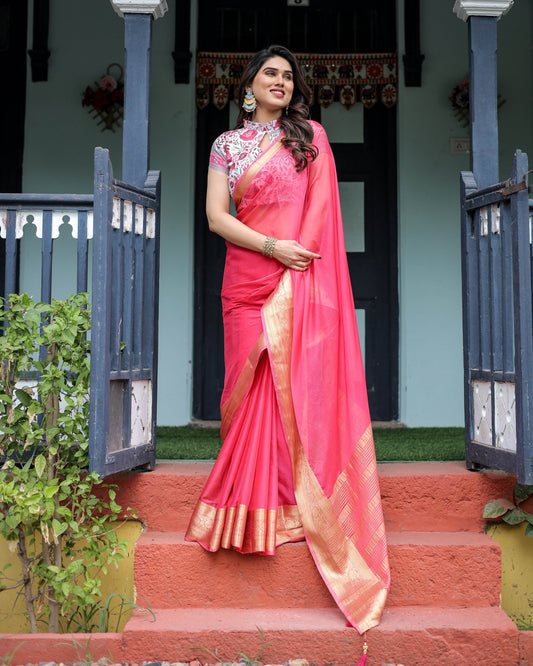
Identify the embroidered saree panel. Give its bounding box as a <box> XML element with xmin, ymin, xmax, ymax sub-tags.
<box><xmin>185</xmin><ymin>121</ymin><xmax>390</xmax><ymax>633</ymax></box>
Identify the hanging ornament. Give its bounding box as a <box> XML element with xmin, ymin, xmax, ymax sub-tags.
<box><xmin>81</xmin><ymin>63</ymin><xmax>124</xmax><ymax>132</ymax></box>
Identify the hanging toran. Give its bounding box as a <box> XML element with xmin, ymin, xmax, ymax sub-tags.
<box><xmin>196</xmin><ymin>51</ymin><xmax>398</xmax><ymax>111</ymax></box>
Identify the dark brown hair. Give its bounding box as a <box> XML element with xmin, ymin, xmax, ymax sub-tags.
<box><xmin>235</xmin><ymin>45</ymin><xmax>318</xmax><ymax>172</ymax></box>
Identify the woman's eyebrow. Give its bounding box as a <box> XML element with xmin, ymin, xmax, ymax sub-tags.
<box><xmin>263</xmin><ymin>66</ymin><xmax>293</xmax><ymax>74</ymax></box>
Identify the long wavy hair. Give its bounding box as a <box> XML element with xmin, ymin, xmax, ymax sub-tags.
<box><xmin>235</xmin><ymin>45</ymin><xmax>318</xmax><ymax>172</ymax></box>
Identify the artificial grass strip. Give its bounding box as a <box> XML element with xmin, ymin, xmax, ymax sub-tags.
<box><xmin>373</xmin><ymin>427</ymin><xmax>465</xmax><ymax>462</ymax></box>
<box><xmin>155</xmin><ymin>425</ymin><xmax>465</xmax><ymax>462</ymax></box>
<box><xmin>156</xmin><ymin>425</ymin><xmax>223</xmax><ymax>460</ymax></box>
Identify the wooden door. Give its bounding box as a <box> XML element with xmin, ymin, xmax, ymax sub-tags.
<box><xmin>194</xmin><ymin>0</ymin><xmax>398</xmax><ymax>421</ymax></box>
<box><xmin>0</xmin><ymin>0</ymin><xmax>27</xmax><ymax>296</ymax></box>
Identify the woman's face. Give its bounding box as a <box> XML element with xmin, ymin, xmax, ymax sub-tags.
<box><xmin>251</xmin><ymin>56</ymin><xmax>294</xmax><ymax>114</ymax></box>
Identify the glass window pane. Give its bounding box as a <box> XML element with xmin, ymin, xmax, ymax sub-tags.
<box><xmin>339</xmin><ymin>181</ymin><xmax>365</xmax><ymax>252</ymax></box>
<box><xmin>356</xmin><ymin>309</ymin><xmax>365</xmax><ymax>370</ymax></box>
<box><xmin>321</xmin><ymin>103</ymin><xmax>364</xmax><ymax>144</ymax></box>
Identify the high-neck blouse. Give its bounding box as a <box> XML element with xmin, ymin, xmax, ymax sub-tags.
<box><xmin>209</xmin><ymin>118</ymin><xmax>284</xmax><ymax>196</ymax></box>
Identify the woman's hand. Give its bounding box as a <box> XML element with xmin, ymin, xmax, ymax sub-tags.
<box><xmin>272</xmin><ymin>239</ymin><xmax>321</xmax><ymax>271</ymax></box>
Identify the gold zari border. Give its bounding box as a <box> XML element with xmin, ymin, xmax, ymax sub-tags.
<box><xmin>186</xmin><ymin>500</ymin><xmax>304</xmax><ymax>553</ymax></box>
<box><xmin>262</xmin><ymin>271</ymin><xmax>389</xmax><ymax>633</ymax></box>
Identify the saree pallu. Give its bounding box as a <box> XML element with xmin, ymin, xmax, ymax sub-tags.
<box><xmin>185</xmin><ymin>122</ymin><xmax>390</xmax><ymax>633</ymax></box>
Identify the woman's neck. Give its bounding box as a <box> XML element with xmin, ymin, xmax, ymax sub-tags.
<box><xmin>252</xmin><ymin>109</ymin><xmax>282</xmax><ymax>124</ymax></box>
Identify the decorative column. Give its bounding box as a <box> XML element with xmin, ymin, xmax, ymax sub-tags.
<box><xmin>110</xmin><ymin>0</ymin><xmax>168</xmax><ymax>188</ymax></box>
<box><xmin>454</xmin><ymin>0</ymin><xmax>513</xmax><ymax>188</ymax></box>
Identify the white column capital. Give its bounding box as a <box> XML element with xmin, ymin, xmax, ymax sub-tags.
<box><xmin>453</xmin><ymin>0</ymin><xmax>514</xmax><ymax>21</ymax></box>
<box><xmin>110</xmin><ymin>0</ymin><xmax>168</xmax><ymax>19</ymax></box>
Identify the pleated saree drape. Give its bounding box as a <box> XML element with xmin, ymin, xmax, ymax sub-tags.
<box><xmin>185</xmin><ymin>122</ymin><xmax>390</xmax><ymax>633</ymax></box>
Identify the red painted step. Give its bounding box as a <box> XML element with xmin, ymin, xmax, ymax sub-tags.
<box><xmin>112</xmin><ymin>461</ymin><xmax>516</xmax><ymax>532</ymax></box>
<box><xmin>121</xmin><ymin>606</ymin><xmax>518</xmax><ymax>666</ymax></box>
<box><xmin>2</xmin><ymin>462</ymin><xmax>521</xmax><ymax>665</ymax></box>
<box><xmin>133</xmin><ymin>530</ymin><xmax>501</xmax><ymax>610</ymax></box>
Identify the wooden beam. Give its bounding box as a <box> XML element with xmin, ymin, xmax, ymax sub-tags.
<box><xmin>28</xmin><ymin>0</ymin><xmax>50</xmax><ymax>82</ymax></box>
<box><xmin>172</xmin><ymin>0</ymin><xmax>191</xmax><ymax>83</ymax></box>
<box><xmin>403</xmin><ymin>0</ymin><xmax>424</xmax><ymax>87</ymax></box>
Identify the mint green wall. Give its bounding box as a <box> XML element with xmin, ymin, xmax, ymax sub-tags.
<box><xmin>397</xmin><ymin>0</ymin><xmax>532</xmax><ymax>426</ymax></box>
<box><xmin>20</xmin><ymin>0</ymin><xmax>532</xmax><ymax>427</ymax></box>
<box><xmin>22</xmin><ymin>0</ymin><xmax>195</xmax><ymax>425</ymax></box>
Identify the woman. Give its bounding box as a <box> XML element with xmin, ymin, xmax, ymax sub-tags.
<box><xmin>185</xmin><ymin>45</ymin><xmax>390</xmax><ymax>634</ymax></box>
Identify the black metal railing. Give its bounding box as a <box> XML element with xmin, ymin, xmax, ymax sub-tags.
<box><xmin>0</xmin><ymin>148</ymin><xmax>161</xmax><ymax>477</ymax></box>
<box><xmin>461</xmin><ymin>149</ymin><xmax>533</xmax><ymax>483</ymax></box>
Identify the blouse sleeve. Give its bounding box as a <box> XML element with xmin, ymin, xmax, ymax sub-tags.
<box><xmin>209</xmin><ymin>133</ymin><xmax>229</xmax><ymax>174</ymax></box>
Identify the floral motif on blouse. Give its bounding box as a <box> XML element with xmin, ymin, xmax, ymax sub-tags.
<box><xmin>209</xmin><ymin>119</ymin><xmax>283</xmax><ymax>195</ymax></box>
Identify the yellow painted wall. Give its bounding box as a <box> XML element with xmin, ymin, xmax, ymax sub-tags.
<box><xmin>0</xmin><ymin>521</ymin><xmax>142</xmax><ymax>633</ymax></box>
<box><xmin>488</xmin><ymin>524</ymin><xmax>533</xmax><ymax>629</ymax></box>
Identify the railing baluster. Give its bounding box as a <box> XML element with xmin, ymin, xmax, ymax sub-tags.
<box><xmin>77</xmin><ymin>210</ymin><xmax>89</xmax><ymax>294</ymax></box>
<box><xmin>132</xmin><ymin>207</ymin><xmax>145</xmax><ymax>369</ymax></box>
<box><xmin>121</xmin><ymin>203</ymin><xmax>134</xmax><ymax>373</ymax></box>
<box><xmin>111</xmin><ymin>200</ymin><xmax>124</xmax><ymax>372</ymax></box>
<box><xmin>143</xmin><ymin>215</ymin><xmax>156</xmax><ymax>372</ymax></box>
<box><xmin>502</xmin><ymin>200</ymin><xmax>514</xmax><ymax>374</ymax></box>
<box><xmin>41</xmin><ymin>209</ymin><xmax>53</xmax><ymax>304</ymax></box>
<box><xmin>5</xmin><ymin>209</ymin><xmax>17</xmax><ymax>298</ymax></box>
<box><xmin>477</xmin><ymin>209</ymin><xmax>491</xmax><ymax>371</ymax></box>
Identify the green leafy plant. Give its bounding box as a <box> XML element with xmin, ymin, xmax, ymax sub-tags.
<box><xmin>515</xmin><ymin>616</ymin><xmax>533</xmax><ymax>631</ymax></box>
<box><xmin>193</xmin><ymin>626</ymin><xmax>270</xmax><ymax>665</ymax></box>
<box><xmin>0</xmin><ymin>293</ymin><xmax>131</xmax><ymax>633</ymax></box>
<box><xmin>64</xmin><ymin>593</ymin><xmax>155</xmax><ymax>633</ymax></box>
<box><xmin>483</xmin><ymin>483</ymin><xmax>533</xmax><ymax>536</ymax></box>
<box><xmin>0</xmin><ymin>639</ymin><xmax>25</xmax><ymax>666</ymax></box>
<box><xmin>58</xmin><ymin>635</ymin><xmax>113</xmax><ymax>666</ymax></box>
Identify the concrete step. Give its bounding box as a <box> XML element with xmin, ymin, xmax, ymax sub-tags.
<box><xmin>134</xmin><ymin>530</ymin><xmax>501</xmax><ymax>610</ymax></box>
<box><xmin>112</xmin><ymin>461</ymin><xmax>516</xmax><ymax>532</ymax></box>
<box><xmin>121</xmin><ymin>606</ymin><xmax>519</xmax><ymax>666</ymax></box>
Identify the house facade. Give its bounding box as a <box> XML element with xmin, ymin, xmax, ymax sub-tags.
<box><xmin>4</xmin><ymin>0</ymin><xmax>533</xmax><ymax>427</ymax></box>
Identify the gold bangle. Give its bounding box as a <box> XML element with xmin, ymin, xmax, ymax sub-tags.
<box><xmin>262</xmin><ymin>236</ymin><xmax>278</xmax><ymax>258</ymax></box>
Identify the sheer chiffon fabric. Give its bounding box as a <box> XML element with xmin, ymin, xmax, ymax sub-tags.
<box><xmin>185</xmin><ymin>122</ymin><xmax>390</xmax><ymax>632</ymax></box>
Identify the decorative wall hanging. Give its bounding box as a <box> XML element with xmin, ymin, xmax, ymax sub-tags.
<box><xmin>450</xmin><ymin>79</ymin><xmax>470</xmax><ymax>128</ymax></box>
<box><xmin>196</xmin><ymin>52</ymin><xmax>398</xmax><ymax>111</ymax></box>
<box><xmin>82</xmin><ymin>64</ymin><xmax>125</xmax><ymax>132</ymax></box>
<box><xmin>450</xmin><ymin>78</ymin><xmax>506</xmax><ymax>128</ymax></box>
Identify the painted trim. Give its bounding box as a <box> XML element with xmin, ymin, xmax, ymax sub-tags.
<box><xmin>453</xmin><ymin>0</ymin><xmax>513</xmax><ymax>21</ymax></box>
<box><xmin>110</xmin><ymin>0</ymin><xmax>168</xmax><ymax>19</ymax></box>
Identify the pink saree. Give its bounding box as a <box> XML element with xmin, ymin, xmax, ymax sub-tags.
<box><xmin>185</xmin><ymin>121</ymin><xmax>390</xmax><ymax>633</ymax></box>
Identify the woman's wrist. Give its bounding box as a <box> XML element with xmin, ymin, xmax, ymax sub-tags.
<box><xmin>261</xmin><ymin>236</ymin><xmax>278</xmax><ymax>258</ymax></box>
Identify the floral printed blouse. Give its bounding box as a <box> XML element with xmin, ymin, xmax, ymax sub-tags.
<box><xmin>209</xmin><ymin>118</ymin><xmax>283</xmax><ymax>196</ymax></box>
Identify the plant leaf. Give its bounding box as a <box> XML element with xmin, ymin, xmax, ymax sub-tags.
<box><xmin>483</xmin><ymin>498</ymin><xmax>515</xmax><ymax>519</ymax></box>
<box><xmin>34</xmin><ymin>454</ymin><xmax>46</xmax><ymax>478</ymax></box>
<box><xmin>525</xmin><ymin>523</ymin><xmax>533</xmax><ymax>537</ymax></box>
<box><xmin>503</xmin><ymin>507</ymin><xmax>528</xmax><ymax>525</ymax></box>
<box><xmin>15</xmin><ymin>388</ymin><xmax>32</xmax><ymax>407</ymax></box>
<box><xmin>52</xmin><ymin>518</ymin><xmax>67</xmax><ymax>536</ymax></box>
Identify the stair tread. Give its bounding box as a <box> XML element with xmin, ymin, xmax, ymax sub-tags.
<box><xmin>120</xmin><ymin>460</ymin><xmax>512</xmax><ymax>478</ymax></box>
<box><xmin>137</xmin><ymin>529</ymin><xmax>499</xmax><ymax>545</ymax></box>
<box><xmin>133</xmin><ymin>528</ymin><xmax>501</xmax><ymax>610</ymax></box>
<box><xmin>114</xmin><ymin>461</ymin><xmax>516</xmax><ymax>533</ymax></box>
<box><xmin>125</xmin><ymin>605</ymin><xmax>515</xmax><ymax>632</ymax></box>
